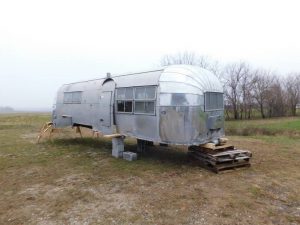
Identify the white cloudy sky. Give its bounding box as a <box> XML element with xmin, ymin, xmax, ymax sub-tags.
<box><xmin>0</xmin><ymin>0</ymin><xmax>299</xmax><ymax>110</ymax></box>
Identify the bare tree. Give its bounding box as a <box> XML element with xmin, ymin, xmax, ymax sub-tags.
<box><xmin>161</xmin><ymin>51</ymin><xmax>224</xmax><ymax>86</ymax></box>
<box><xmin>221</xmin><ymin>62</ymin><xmax>250</xmax><ymax>120</ymax></box>
<box><xmin>160</xmin><ymin>51</ymin><xmax>221</xmax><ymax>73</ymax></box>
<box><xmin>265</xmin><ymin>77</ymin><xmax>286</xmax><ymax>117</ymax></box>
<box><xmin>161</xmin><ymin>52</ymin><xmax>198</xmax><ymax>66</ymax></box>
<box><xmin>252</xmin><ymin>69</ymin><xmax>275</xmax><ymax>118</ymax></box>
<box><xmin>284</xmin><ymin>73</ymin><xmax>300</xmax><ymax>116</ymax></box>
<box><xmin>240</xmin><ymin>67</ymin><xmax>255</xmax><ymax>119</ymax></box>
<box><xmin>160</xmin><ymin>53</ymin><xmax>300</xmax><ymax>119</ymax></box>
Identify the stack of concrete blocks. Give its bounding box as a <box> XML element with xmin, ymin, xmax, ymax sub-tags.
<box><xmin>112</xmin><ymin>136</ymin><xmax>124</xmax><ymax>158</ymax></box>
<box><xmin>123</xmin><ymin>151</ymin><xmax>137</xmax><ymax>161</ymax></box>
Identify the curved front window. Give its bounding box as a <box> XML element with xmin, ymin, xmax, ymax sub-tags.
<box><xmin>159</xmin><ymin>93</ymin><xmax>204</xmax><ymax>106</ymax></box>
<box><xmin>204</xmin><ymin>92</ymin><xmax>224</xmax><ymax>111</ymax></box>
<box><xmin>159</xmin><ymin>73</ymin><xmax>204</xmax><ymax>107</ymax></box>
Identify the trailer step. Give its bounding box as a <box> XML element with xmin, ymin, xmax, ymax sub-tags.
<box><xmin>188</xmin><ymin>145</ymin><xmax>252</xmax><ymax>173</ymax></box>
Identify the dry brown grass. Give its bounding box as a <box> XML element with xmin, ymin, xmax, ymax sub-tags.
<box><xmin>0</xmin><ymin>114</ymin><xmax>299</xmax><ymax>224</ymax></box>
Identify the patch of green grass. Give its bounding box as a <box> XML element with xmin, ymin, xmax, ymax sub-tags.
<box><xmin>255</xmin><ymin>135</ymin><xmax>300</xmax><ymax>146</ymax></box>
<box><xmin>225</xmin><ymin>117</ymin><xmax>300</xmax><ymax>136</ymax></box>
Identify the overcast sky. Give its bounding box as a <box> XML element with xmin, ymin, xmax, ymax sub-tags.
<box><xmin>0</xmin><ymin>0</ymin><xmax>299</xmax><ymax>110</ymax></box>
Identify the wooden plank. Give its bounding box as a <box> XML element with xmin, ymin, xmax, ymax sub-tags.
<box><xmin>200</xmin><ymin>143</ymin><xmax>216</xmax><ymax>149</ymax></box>
<box><xmin>212</xmin><ymin>150</ymin><xmax>251</xmax><ymax>157</ymax></box>
<box><xmin>213</xmin><ymin>145</ymin><xmax>234</xmax><ymax>150</ymax></box>
<box><xmin>103</xmin><ymin>134</ymin><xmax>124</xmax><ymax>138</ymax></box>
<box><xmin>216</xmin><ymin>162</ymin><xmax>251</xmax><ymax>171</ymax></box>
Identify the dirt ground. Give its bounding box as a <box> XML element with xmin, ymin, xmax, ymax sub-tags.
<box><xmin>0</xmin><ymin>114</ymin><xmax>299</xmax><ymax>225</ymax></box>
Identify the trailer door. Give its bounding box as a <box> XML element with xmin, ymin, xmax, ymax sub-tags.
<box><xmin>99</xmin><ymin>79</ymin><xmax>115</xmax><ymax>134</ymax></box>
<box><xmin>100</xmin><ymin>91</ymin><xmax>112</xmax><ymax>127</ymax></box>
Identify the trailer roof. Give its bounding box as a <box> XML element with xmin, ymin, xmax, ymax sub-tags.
<box><xmin>61</xmin><ymin>65</ymin><xmax>223</xmax><ymax>93</ymax></box>
<box><xmin>160</xmin><ymin>65</ymin><xmax>223</xmax><ymax>93</ymax></box>
<box><xmin>64</xmin><ymin>69</ymin><xmax>164</xmax><ymax>85</ymax></box>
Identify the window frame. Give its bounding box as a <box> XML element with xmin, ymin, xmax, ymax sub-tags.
<box><xmin>115</xmin><ymin>86</ymin><xmax>157</xmax><ymax>115</ymax></box>
<box><xmin>134</xmin><ymin>100</ymin><xmax>156</xmax><ymax>115</ymax></box>
<box><xmin>204</xmin><ymin>92</ymin><xmax>224</xmax><ymax>111</ymax></box>
<box><xmin>63</xmin><ymin>91</ymin><xmax>83</xmax><ymax>104</ymax></box>
<box><xmin>116</xmin><ymin>87</ymin><xmax>134</xmax><ymax>114</ymax></box>
<box><xmin>134</xmin><ymin>86</ymin><xmax>156</xmax><ymax>100</ymax></box>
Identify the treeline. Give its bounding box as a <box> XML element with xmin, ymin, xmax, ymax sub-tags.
<box><xmin>0</xmin><ymin>106</ymin><xmax>14</xmax><ymax>113</ymax></box>
<box><xmin>221</xmin><ymin>63</ymin><xmax>300</xmax><ymax>119</ymax></box>
<box><xmin>161</xmin><ymin>52</ymin><xmax>300</xmax><ymax>119</ymax></box>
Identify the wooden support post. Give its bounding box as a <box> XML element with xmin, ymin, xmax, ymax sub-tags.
<box><xmin>75</xmin><ymin>126</ymin><xmax>83</xmax><ymax>138</ymax></box>
<box><xmin>92</xmin><ymin>130</ymin><xmax>101</xmax><ymax>138</ymax></box>
<box><xmin>49</xmin><ymin>127</ymin><xmax>54</xmax><ymax>141</ymax></box>
<box><xmin>37</xmin><ymin>122</ymin><xmax>54</xmax><ymax>143</ymax></box>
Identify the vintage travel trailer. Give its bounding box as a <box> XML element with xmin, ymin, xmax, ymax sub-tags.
<box><xmin>52</xmin><ymin>65</ymin><xmax>225</xmax><ymax>146</ymax></box>
<box><xmin>51</xmin><ymin>64</ymin><xmax>253</xmax><ymax>172</ymax></box>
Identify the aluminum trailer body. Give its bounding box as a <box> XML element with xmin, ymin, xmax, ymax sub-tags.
<box><xmin>52</xmin><ymin>65</ymin><xmax>224</xmax><ymax>146</ymax></box>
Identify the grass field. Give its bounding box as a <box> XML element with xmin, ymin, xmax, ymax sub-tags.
<box><xmin>226</xmin><ymin>117</ymin><xmax>300</xmax><ymax>137</ymax></box>
<box><xmin>0</xmin><ymin>114</ymin><xmax>299</xmax><ymax>224</ymax></box>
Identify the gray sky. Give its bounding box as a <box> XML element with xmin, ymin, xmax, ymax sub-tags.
<box><xmin>1</xmin><ymin>0</ymin><xmax>299</xmax><ymax>110</ymax></box>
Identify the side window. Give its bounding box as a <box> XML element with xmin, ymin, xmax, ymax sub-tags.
<box><xmin>116</xmin><ymin>88</ymin><xmax>133</xmax><ymax>113</ymax></box>
<box><xmin>63</xmin><ymin>91</ymin><xmax>82</xmax><ymax>104</ymax></box>
<box><xmin>72</xmin><ymin>92</ymin><xmax>82</xmax><ymax>103</ymax></box>
<box><xmin>205</xmin><ymin>92</ymin><xmax>223</xmax><ymax>111</ymax></box>
<box><xmin>116</xmin><ymin>86</ymin><xmax>156</xmax><ymax>115</ymax></box>
<box><xmin>134</xmin><ymin>86</ymin><xmax>156</xmax><ymax>114</ymax></box>
<box><xmin>63</xmin><ymin>92</ymin><xmax>73</xmax><ymax>103</ymax></box>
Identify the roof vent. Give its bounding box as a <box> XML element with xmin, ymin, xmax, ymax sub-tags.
<box><xmin>106</xmin><ymin>72</ymin><xmax>111</xmax><ymax>78</ymax></box>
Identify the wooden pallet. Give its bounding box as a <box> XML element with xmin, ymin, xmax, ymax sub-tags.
<box><xmin>188</xmin><ymin>145</ymin><xmax>252</xmax><ymax>173</ymax></box>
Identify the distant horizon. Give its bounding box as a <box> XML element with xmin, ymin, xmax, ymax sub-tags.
<box><xmin>0</xmin><ymin>106</ymin><xmax>51</xmax><ymax>112</ymax></box>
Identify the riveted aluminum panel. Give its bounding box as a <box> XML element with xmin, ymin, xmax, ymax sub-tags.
<box><xmin>115</xmin><ymin>113</ymin><xmax>160</xmax><ymax>141</ymax></box>
<box><xmin>157</xmin><ymin>65</ymin><xmax>224</xmax><ymax>145</ymax></box>
<box><xmin>158</xmin><ymin>106</ymin><xmax>224</xmax><ymax>145</ymax></box>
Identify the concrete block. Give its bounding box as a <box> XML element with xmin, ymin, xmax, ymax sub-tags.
<box><xmin>123</xmin><ymin>151</ymin><xmax>137</xmax><ymax>161</ymax></box>
<box><xmin>112</xmin><ymin>137</ymin><xmax>124</xmax><ymax>158</ymax></box>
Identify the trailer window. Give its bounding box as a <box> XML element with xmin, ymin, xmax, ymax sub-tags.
<box><xmin>133</xmin><ymin>86</ymin><xmax>156</xmax><ymax>114</ymax></box>
<box><xmin>135</xmin><ymin>86</ymin><xmax>156</xmax><ymax>100</ymax></box>
<box><xmin>134</xmin><ymin>101</ymin><xmax>155</xmax><ymax>114</ymax></box>
<box><xmin>124</xmin><ymin>101</ymin><xmax>133</xmax><ymax>112</ymax></box>
<box><xmin>116</xmin><ymin>88</ymin><xmax>133</xmax><ymax>113</ymax></box>
<box><xmin>135</xmin><ymin>87</ymin><xmax>145</xmax><ymax>99</ymax></box>
<box><xmin>160</xmin><ymin>93</ymin><xmax>203</xmax><ymax>106</ymax></box>
<box><xmin>205</xmin><ymin>92</ymin><xmax>223</xmax><ymax>111</ymax></box>
<box><xmin>64</xmin><ymin>93</ymin><xmax>72</xmax><ymax>103</ymax></box>
<box><xmin>117</xmin><ymin>101</ymin><xmax>124</xmax><ymax>112</ymax></box>
<box><xmin>116</xmin><ymin>86</ymin><xmax>156</xmax><ymax>114</ymax></box>
<box><xmin>63</xmin><ymin>91</ymin><xmax>82</xmax><ymax>104</ymax></box>
<box><xmin>117</xmin><ymin>87</ymin><xmax>133</xmax><ymax>100</ymax></box>
<box><xmin>117</xmin><ymin>100</ymin><xmax>133</xmax><ymax>112</ymax></box>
